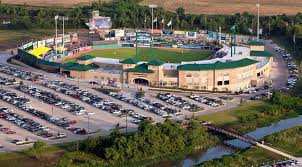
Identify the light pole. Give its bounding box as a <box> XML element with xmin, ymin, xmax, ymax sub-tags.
<box><xmin>87</xmin><ymin>113</ymin><xmax>90</xmax><ymax>134</ymax></box>
<box><xmin>148</xmin><ymin>4</ymin><xmax>157</xmax><ymax>36</ymax></box>
<box><xmin>55</xmin><ymin>15</ymin><xmax>59</xmax><ymax>54</ymax></box>
<box><xmin>59</xmin><ymin>16</ymin><xmax>69</xmax><ymax>54</ymax></box>
<box><xmin>51</xmin><ymin>106</ymin><xmax>53</xmax><ymax>117</ymax></box>
<box><xmin>125</xmin><ymin>111</ymin><xmax>128</xmax><ymax>134</ymax></box>
<box><xmin>85</xmin><ymin>112</ymin><xmax>90</xmax><ymax>134</ymax></box>
<box><xmin>256</xmin><ymin>4</ymin><xmax>260</xmax><ymax>41</ymax></box>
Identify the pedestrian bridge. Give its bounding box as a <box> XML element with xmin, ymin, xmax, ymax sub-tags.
<box><xmin>201</xmin><ymin>122</ymin><xmax>300</xmax><ymax>164</ymax></box>
<box><xmin>201</xmin><ymin>122</ymin><xmax>258</xmax><ymax>145</ymax></box>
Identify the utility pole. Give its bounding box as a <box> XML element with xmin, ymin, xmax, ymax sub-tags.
<box><xmin>256</xmin><ymin>4</ymin><xmax>260</xmax><ymax>41</ymax></box>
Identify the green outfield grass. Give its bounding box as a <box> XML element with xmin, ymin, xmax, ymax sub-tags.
<box><xmin>79</xmin><ymin>48</ymin><xmax>213</xmax><ymax>63</ymax></box>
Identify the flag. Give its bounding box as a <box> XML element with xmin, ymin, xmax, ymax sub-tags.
<box><xmin>55</xmin><ymin>15</ymin><xmax>59</xmax><ymax>20</ymax></box>
<box><xmin>248</xmin><ymin>28</ymin><xmax>253</xmax><ymax>34</ymax></box>
<box><xmin>161</xmin><ymin>19</ymin><xmax>165</xmax><ymax>23</ymax></box>
<box><xmin>153</xmin><ymin>17</ymin><xmax>157</xmax><ymax>23</ymax></box>
<box><xmin>259</xmin><ymin>28</ymin><xmax>263</xmax><ymax>35</ymax></box>
<box><xmin>167</xmin><ymin>20</ymin><xmax>172</xmax><ymax>26</ymax></box>
<box><xmin>230</xmin><ymin>25</ymin><xmax>236</xmax><ymax>32</ymax></box>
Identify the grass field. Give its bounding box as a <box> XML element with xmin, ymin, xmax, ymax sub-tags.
<box><xmin>75</xmin><ymin>48</ymin><xmax>213</xmax><ymax>63</ymax></box>
<box><xmin>0</xmin><ymin>145</ymin><xmax>63</xmax><ymax>167</ymax></box>
<box><xmin>198</xmin><ymin>100</ymin><xmax>302</xmax><ymax>133</ymax></box>
<box><xmin>0</xmin><ymin>29</ymin><xmax>82</xmax><ymax>51</ymax></box>
<box><xmin>264</xmin><ymin>125</ymin><xmax>302</xmax><ymax>157</ymax></box>
<box><xmin>0</xmin><ymin>29</ymin><xmax>55</xmax><ymax>51</ymax></box>
<box><xmin>2</xmin><ymin>0</ymin><xmax>302</xmax><ymax>15</ymax></box>
<box><xmin>197</xmin><ymin>146</ymin><xmax>285</xmax><ymax>166</ymax></box>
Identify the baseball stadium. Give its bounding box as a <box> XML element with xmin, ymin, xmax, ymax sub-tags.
<box><xmin>14</xmin><ymin>11</ymin><xmax>273</xmax><ymax>93</ymax></box>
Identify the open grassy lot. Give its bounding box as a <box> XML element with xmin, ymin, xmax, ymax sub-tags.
<box><xmin>198</xmin><ymin>100</ymin><xmax>302</xmax><ymax>133</ymax></box>
<box><xmin>140</xmin><ymin>0</ymin><xmax>302</xmax><ymax>15</ymax></box>
<box><xmin>0</xmin><ymin>145</ymin><xmax>63</xmax><ymax>167</ymax></box>
<box><xmin>79</xmin><ymin>48</ymin><xmax>212</xmax><ymax>63</ymax></box>
<box><xmin>264</xmin><ymin>125</ymin><xmax>302</xmax><ymax>157</ymax></box>
<box><xmin>2</xmin><ymin>0</ymin><xmax>302</xmax><ymax>15</ymax></box>
<box><xmin>0</xmin><ymin>29</ymin><xmax>55</xmax><ymax>51</ymax></box>
<box><xmin>0</xmin><ymin>29</ymin><xmax>82</xmax><ymax>51</ymax></box>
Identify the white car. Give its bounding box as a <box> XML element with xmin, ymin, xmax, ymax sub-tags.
<box><xmin>57</xmin><ymin>133</ymin><xmax>67</xmax><ymax>138</ymax></box>
<box><xmin>86</xmin><ymin>112</ymin><xmax>95</xmax><ymax>115</ymax></box>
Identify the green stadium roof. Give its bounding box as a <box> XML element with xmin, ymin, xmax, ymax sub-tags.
<box><xmin>177</xmin><ymin>58</ymin><xmax>258</xmax><ymax>71</ymax></box>
<box><xmin>126</xmin><ymin>63</ymin><xmax>154</xmax><ymax>73</ymax></box>
<box><xmin>250</xmin><ymin>51</ymin><xmax>272</xmax><ymax>57</ymax></box>
<box><xmin>147</xmin><ymin>60</ymin><xmax>164</xmax><ymax>66</ymax></box>
<box><xmin>36</xmin><ymin>59</ymin><xmax>61</xmax><ymax>67</ymax></box>
<box><xmin>76</xmin><ymin>55</ymin><xmax>96</xmax><ymax>61</ymax></box>
<box><xmin>60</xmin><ymin>62</ymin><xmax>78</xmax><ymax>68</ymax></box>
<box><xmin>249</xmin><ymin>41</ymin><xmax>265</xmax><ymax>46</ymax></box>
<box><xmin>120</xmin><ymin>58</ymin><xmax>137</xmax><ymax>64</ymax></box>
<box><xmin>60</xmin><ymin>62</ymin><xmax>99</xmax><ymax>71</ymax></box>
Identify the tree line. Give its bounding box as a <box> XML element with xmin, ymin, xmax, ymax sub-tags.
<box><xmin>55</xmin><ymin>119</ymin><xmax>219</xmax><ymax>167</ymax></box>
<box><xmin>0</xmin><ymin>0</ymin><xmax>301</xmax><ymax>56</ymax></box>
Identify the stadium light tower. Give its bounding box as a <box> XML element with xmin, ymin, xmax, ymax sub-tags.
<box><xmin>59</xmin><ymin>16</ymin><xmax>69</xmax><ymax>54</ymax></box>
<box><xmin>148</xmin><ymin>4</ymin><xmax>157</xmax><ymax>35</ymax></box>
<box><xmin>55</xmin><ymin>15</ymin><xmax>59</xmax><ymax>54</ymax></box>
<box><xmin>256</xmin><ymin>4</ymin><xmax>260</xmax><ymax>41</ymax></box>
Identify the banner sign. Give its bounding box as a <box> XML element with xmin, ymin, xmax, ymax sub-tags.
<box><xmin>174</xmin><ymin>31</ymin><xmax>186</xmax><ymax>35</ymax></box>
<box><xmin>221</xmin><ymin>34</ymin><xmax>226</xmax><ymax>40</ymax></box>
<box><xmin>55</xmin><ymin>37</ymin><xmax>63</xmax><ymax>44</ymax></box>
<box><xmin>186</xmin><ymin>31</ymin><xmax>197</xmax><ymax>38</ymax></box>
<box><xmin>125</xmin><ymin>32</ymin><xmax>136</xmax><ymax>37</ymax></box>
<box><xmin>63</xmin><ymin>34</ymin><xmax>71</xmax><ymax>43</ymax></box>
<box><xmin>71</xmin><ymin>34</ymin><xmax>79</xmax><ymax>42</ymax></box>
<box><xmin>208</xmin><ymin>31</ymin><xmax>214</xmax><ymax>38</ymax></box>
<box><xmin>162</xmin><ymin>30</ymin><xmax>173</xmax><ymax>36</ymax></box>
<box><xmin>46</xmin><ymin>38</ymin><xmax>54</xmax><ymax>45</ymax></box>
<box><xmin>21</xmin><ymin>42</ymin><xmax>33</xmax><ymax>50</ymax></box>
<box><xmin>114</xmin><ymin>29</ymin><xmax>125</xmax><ymax>37</ymax></box>
<box><xmin>33</xmin><ymin>41</ymin><xmax>38</xmax><ymax>49</ymax></box>
<box><xmin>37</xmin><ymin>40</ymin><xmax>46</xmax><ymax>47</ymax></box>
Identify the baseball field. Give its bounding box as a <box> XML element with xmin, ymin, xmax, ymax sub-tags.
<box><xmin>70</xmin><ymin>47</ymin><xmax>213</xmax><ymax>63</ymax></box>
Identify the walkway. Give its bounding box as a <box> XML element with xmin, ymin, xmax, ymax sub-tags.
<box><xmin>257</xmin><ymin>143</ymin><xmax>300</xmax><ymax>164</ymax></box>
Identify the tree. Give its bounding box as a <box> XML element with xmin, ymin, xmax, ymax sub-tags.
<box><xmin>27</xmin><ymin>141</ymin><xmax>47</xmax><ymax>159</ymax></box>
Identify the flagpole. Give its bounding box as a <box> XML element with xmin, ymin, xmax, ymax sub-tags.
<box><xmin>156</xmin><ymin>17</ymin><xmax>158</xmax><ymax>29</ymax></box>
<box><xmin>171</xmin><ymin>17</ymin><xmax>173</xmax><ymax>31</ymax></box>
